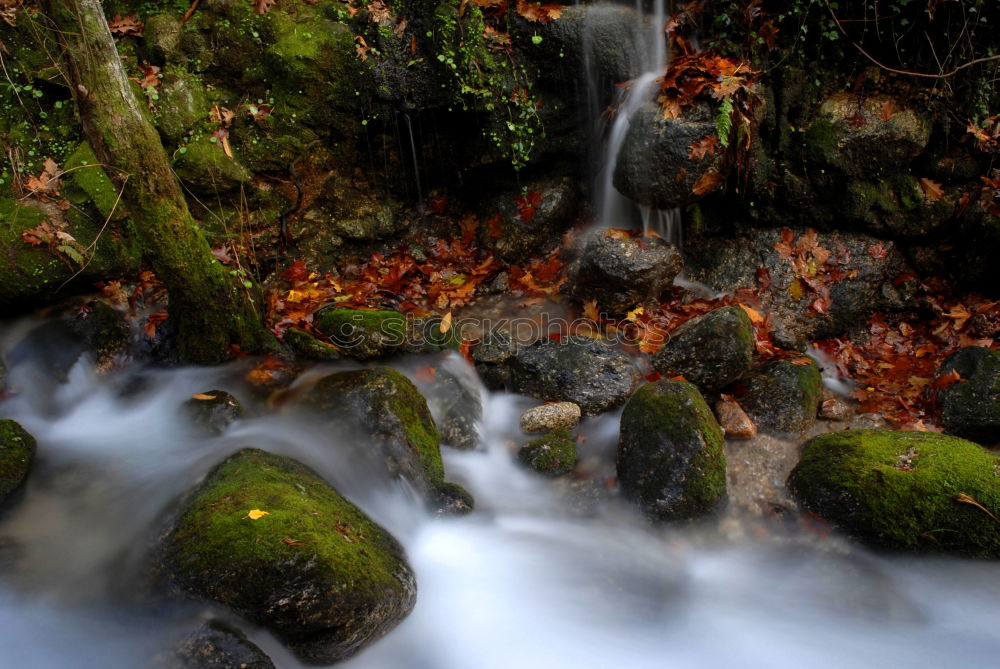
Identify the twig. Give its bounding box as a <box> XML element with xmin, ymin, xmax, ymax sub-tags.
<box><xmin>180</xmin><ymin>0</ymin><xmax>202</xmax><ymax>24</ymax></box>
<box><xmin>823</xmin><ymin>0</ymin><xmax>1000</xmax><ymax>79</ymax></box>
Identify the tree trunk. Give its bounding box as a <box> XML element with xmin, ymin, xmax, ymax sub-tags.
<box><xmin>44</xmin><ymin>0</ymin><xmax>273</xmax><ymax>364</ymax></box>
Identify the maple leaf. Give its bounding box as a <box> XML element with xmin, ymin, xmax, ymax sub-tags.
<box><xmin>108</xmin><ymin>13</ymin><xmax>143</xmax><ymax>37</ymax></box>
<box><xmin>24</xmin><ymin>158</ymin><xmax>61</xmax><ymax>199</ymax></box>
<box><xmin>515</xmin><ymin>0</ymin><xmax>563</xmax><ymax>23</ymax></box>
<box><xmin>867</xmin><ymin>242</ymin><xmax>888</xmax><ymax>260</ymax></box>
<box><xmin>515</xmin><ymin>191</ymin><xmax>542</xmax><ymax>222</ymax></box>
<box><xmin>919</xmin><ymin>177</ymin><xmax>944</xmax><ymax>202</ymax></box>
<box><xmin>486</xmin><ymin>213</ymin><xmax>503</xmax><ymax>238</ymax></box>
<box><xmin>355</xmin><ymin>35</ymin><xmax>371</xmax><ymax>61</ymax></box>
<box><xmin>930</xmin><ymin>369</ymin><xmax>964</xmax><ymax>390</ymax></box>
<box><xmin>582</xmin><ymin>299</ymin><xmax>600</xmax><ymax>322</ymax></box>
<box><xmin>246</xmin><ymin>509</ymin><xmax>269</xmax><ymax>520</ymax></box>
<box><xmin>367</xmin><ymin>1</ymin><xmax>395</xmax><ymax>26</ymax></box>
<box><xmin>145</xmin><ymin>311</ymin><xmax>169</xmax><ymax>340</ymax></box>
<box><xmin>251</xmin><ymin>0</ymin><xmax>276</xmax><ymax>15</ymax></box>
<box><xmin>132</xmin><ymin>64</ymin><xmax>161</xmax><ymax>89</ymax></box>
<box><xmin>210</xmin><ymin>105</ymin><xmax>235</xmax><ymax>126</ymax></box>
<box><xmin>691</xmin><ymin>169</ymin><xmax>723</xmax><ymax>195</ymax></box>
<box><xmin>944</xmin><ymin>303</ymin><xmax>972</xmax><ymax>330</ymax></box>
<box><xmin>738</xmin><ymin>303</ymin><xmax>764</xmax><ymax>325</ymax></box>
<box><xmin>878</xmin><ymin>100</ymin><xmax>898</xmax><ymax>122</ymax></box>
<box><xmin>688</xmin><ymin>135</ymin><xmax>718</xmax><ymax>160</ymax></box>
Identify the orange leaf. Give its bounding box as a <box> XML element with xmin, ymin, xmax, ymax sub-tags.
<box><xmin>919</xmin><ymin>178</ymin><xmax>944</xmax><ymax>202</ymax></box>
<box><xmin>930</xmin><ymin>369</ymin><xmax>963</xmax><ymax>390</ymax></box>
<box><xmin>738</xmin><ymin>303</ymin><xmax>764</xmax><ymax>325</ymax></box>
<box><xmin>688</xmin><ymin>135</ymin><xmax>718</xmax><ymax>161</ymax></box>
<box><xmin>190</xmin><ymin>393</ymin><xmax>217</xmax><ymax>400</ymax></box>
<box><xmin>691</xmin><ymin>169</ymin><xmax>723</xmax><ymax>196</ymax></box>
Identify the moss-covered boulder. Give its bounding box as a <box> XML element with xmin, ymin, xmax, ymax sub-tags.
<box><xmin>518</xmin><ymin>428</ymin><xmax>578</xmax><ymax>477</ymax></box>
<box><xmin>478</xmin><ymin>178</ymin><xmax>578</xmax><ymax>263</ymax></box>
<box><xmin>740</xmin><ymin>359</ymin><xmax>822</xmax><ymax>433</ymax></box>
<box><xmin>412</xmin><ymin>367</ymin><xmax>481</xmax><ymax>451</ymax></box>
<box><xmin>652</xmin><ymin>305</ymin><xmax>754</xmax><ymax>393</ymax></box>
<box><xmin>62</xmin><ymin>142</ymin><xmax>127</xmax><ymax>221</ymax></box>
<box><xmin>284</xmin><ymin>327</ymin><xmax>342</xmax><ymax>361</ymax></box>
<box><xmin>155</xmin><ymin>70</ymin><xmax>210</xmax><ymax>144</ymax></box>
<box><xmin>568</xmin><ymin>229</ymin><xmax>682</xmax><ymax>315</ymax></box>
<box><xmin>294</xmin><ymin>367</ymin><xmax>472</xmax><ymax>512</ymax></box>
<box><xmin>788</xmin><ymin>430</ymin><xmax>1000</xmax><ymax>557</ymax></box>
<box><xmin>314</xmin><ymin>309</ymin><xmax>406</xmax><ymax>360</ymax></box>
<box><xmin>0</xmin><ymin>419</ymin><xmax>36</xmax><ymax>505</ymax></box>
<box><xmin>144</xmin><ymin>14</ymin><xmax>183</xmax><ymax>65</ymax></box>
<box><xmin>508</xmin><ymin>336</ymin><xmax>641</xmax><ymax>415</ymax></box>
<box><xmin>936</xmin><ymin>347</ymin><xmax>1000</xmax><ymax>446</ymax></box>
<box><xmin>166</xmin><ymin>620</ymin><xmax>275</xmax><ymax>669</ymax></box>
<box><xmin>181</xmin><ymin>390</ymin><xmax>243</xmax><ymax>437</ymax></box>
<box><xmin>157</xmin><ymin>448</ymin><xmax>416</xmax><ymax>664</ymax></box>
<box><xmin>172</xmin><ymin>137</ymin><xmax>252</xmax><ymax>195</ymax></box>
<box><xmin>616</xmin><ymin>380</ymin><xmax>727</xmax><ymax>521</ymax></box>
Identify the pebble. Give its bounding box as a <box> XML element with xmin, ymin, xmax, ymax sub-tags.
<box><xmin>714</xmin><ymin>398</ymin><xmax>756</xmax><ymax>439</ymax></box>
<box><xmin>519</xmin><ymin>402</ymin><xmax>582</xmax><ymax>433</ymax></box>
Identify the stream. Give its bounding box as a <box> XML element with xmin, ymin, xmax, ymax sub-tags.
<box><xmin>0</xmin><ymin>321</ymin><xmax>998</xmax><ymax>668</ymax></box>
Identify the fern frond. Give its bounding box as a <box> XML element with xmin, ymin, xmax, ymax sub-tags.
<box><xmin>716</xmin><ymin>97</ymin><xmax>734</xmax><ymax>148</ymax></box>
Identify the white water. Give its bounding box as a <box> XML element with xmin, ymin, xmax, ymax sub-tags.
<box><xmin>1</xmin><ymin>326</ymin><xmax>999</xmax><ymax>668</ymax></box>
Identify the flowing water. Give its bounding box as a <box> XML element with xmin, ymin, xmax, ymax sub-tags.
<box><xmin>0</xmin><ymin>325</ymin><xmax>999</xmax><ymax>668</ymax></box>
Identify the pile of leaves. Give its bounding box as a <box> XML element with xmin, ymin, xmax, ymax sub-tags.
<box><xmin>815</xmin><ymin>280</ymin><xmax>999</xmax><ymax>430</ymax></box>
<box><xmin>266</xmin><ymin>228</ymin><xmax>568</xmax><ymax>341</ymax></box>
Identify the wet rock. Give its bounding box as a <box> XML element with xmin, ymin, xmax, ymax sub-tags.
<box><xmin>508</xmin><ymin>336</ymin><xmax>641</xmax><ymax>415</ymax></box>
<box><xmin>652</xmin><ymin>306</ymin><xmax>754</xmax><ymax>393</ymax></box>
<box><xmin>0</xmin><ymin>356</ymin><xmax>6</xmax><ymax>394</ymax></box>
<box><xmin>479</xmin><ymin>177</ymin><xmax>577</xmax><ymax>263</ymax></box>
<box><xmin>401</xmin><ymin>316</ymin><xmax>463</xmax><ymax>355</ymax></box>
<box><xmin>568</xmin><ymin>229</ymin><xmax>682</xmax><ymax>314</ymax></box>
<box><xmin>683</xmin><ymin>228</ymin><xmax>914</xmax><ymax>348</ymax></box>
<box><xmin>167</xmin><ymin>620</ymin><xmax>275</xmax><ymax>669</ymax></box>
<box><xmin>172</xmin><ymin>137</ymin><xmax>252</xmax><ymax>196</ymax></box>
<box><xmin>416</xmin><ymin>367</ymin><xmax>482</xmax><ymax>451</ymax></box>
<box><xmin>518</xmin><ymin>428</ymin><xmax>578</xmax><ymax>477</ymax></box>
<box><xmin>819</xmin><ymin>395</ymin><xmax>851</xmax><ymax>421</ymax></box>
<box><xmin>613</xmin><ymin>101</ymin><xmax>725</xmax><ymax>209</ymax></box>
<box><xmin>804</xmin><ymin>93</ymin><xmax>931</xmax><ymax>178</ymax></box>
<box><xmin>537</xmin><ymin>4</ymin><xmax>643</xmax><ymax>85</ymax></box>
<box><xmin>520</xmin><ymin>402</ymin><xmax>582</xmax><ymax>433</ymax></box>
<box><xmin>788</xmin><ymin>430</ymin><xmax>1000</xmax><ymax>557</ymax></box>
<box><xmin>936</xmin><ymin>346</ymin><xmax>1000</xmax><ymax>445</ymax></box>
<box><xmin>294</xmin><ymin>367</ymin><xmax>472</xmax><ymax>511</ymax></box>
<box><xmin>157</xmin><ymin>448</ymin><xmax>416</xmax><ymax>664</ymax></box>
<box><xmin>156</xmin><ymin>71</ymin><xmax>209</xmax><ymax>144</ymax></box>
<box><xmin>0</xmin><ymin>420</ymin><xmax>35</xmax><ymax>505</ymax></box>
<box><xmin>740</xmin><ymin>359</ymin><xmax>822</xmax><ymax>433</ymax></box>
<box><xmin>714</xmin><ymin>398</ymin><xmax>756</xmax><ymax>440</ymax></box>
<box><xmin>144</xmin><ymin>15</ymin><xmax>182</xmax><ymax>65</ymax></box>
<box><xmin>314</xmin><ymin>309</ymin><xmax>406</xmax><ymax>360</ymax></box>
<box><xmin>284</xmin><ymin>328</ymin><xmax>342</xmax><ymax>361</ymax></box>
<box><xmin>617</xmin><ymin>380</ymin><xmax>727</xmax><ymax>521</ymax></box>
<box><xmin>182</xmin><ymin>390</ymin><xmax>243</xmax><ymax>437</ymax></box>
<box><xmin>301</xmin><ymin>171</ymin><xmax>404</xmax><ymax>242</ymax></box>
<box><xmin>472</xmin><ymin>328</ymin><xmax>517</xmax><ymax>390</ymax></box>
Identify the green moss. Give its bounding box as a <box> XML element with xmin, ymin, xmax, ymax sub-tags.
<box><xmin>789</xmin><ymin>430</ymin><xmax>1000</xmax><ymax>557</ymax></box>
<box><xmin>315</xmin><ymin>309</ymin><xmax>406</xmax><ymax>359</ymax></box>
<box><xmin>803</xmin><ymin>118</ymin><xmax>840</xmax><ymax>164</ymax></box>
<box><xmin>284</xmin><ymin>327</ymin><xmax>342</xmax><ymax>361</ymax></box>
<box><xmin>380</xmin><ymin>368</ymin><xmax>446</xmax><ymax>486</ymax></box>
<box><xmin>518</xmin><ymin>428</ymin><xmax>577</xmax><ymax>476</ymax></box>
<box><xmin>0</xmin><ymin>419</ymin><xmax>36</xmax><ymax>503</ymax></box>
<box><xmin>63</xmin><ymin>142</ymin><xmax>125</xmax><ymax>221</ymax></box>
<box><xmin>172</xmin><ymin>136</ymin><xmax>252</xmax><ymax>194</ymax></box>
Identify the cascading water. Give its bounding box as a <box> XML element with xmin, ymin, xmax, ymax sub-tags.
<box><xmin>592</xmin><ymin>0</ymin><xmax>681</xmax><ymax>243</ymax></box>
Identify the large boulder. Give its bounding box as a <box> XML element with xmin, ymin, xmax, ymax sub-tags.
<box><xmin>314</xmin><ymin>309</ymin><xmax>459</xmax><ymax>361</ymax></box>
<box><xmin>935</xmin><ymin>347</ymin><xmax>1000</xmax><ymax>446</ymax></box>
<box><xmin>536</xmin><ymin>4</ymin><xmax>643</xmax><ymax>87</ymax></box>
<box><xmin>156</xmin><ymin>448</ymin><xmax>416</xmax><ymax>664</ymax></box>
<box><xmin>293</xmin><ymin>367</ymin><xmax>472</xmax><ymax>512</ymax></box>
<box><xmin>0</xmin><ymin>419</ymin><xmax>36</xmax><ymax>505</ymax></box>
<box><xmin>508</xmin><ymin>336</ymin><xmax>641</xmax><ymax>415</ymax></box>
<box><xmin>478</xmin><ymin>177</ymin><xmax>578</xmax><ymax>263</ymax></box>
<box><xmin>617</xmin><ymin>380</ymin><xmax>727</xmax><ymax>521</ymax></box>
<box><xmin>651</xmin><ymin>305</ymin><xmax>754</xmax><ymax>393</ymax></box>
<box><xmin>803</xmin><ymin>93</ymin><xmax>931</xmax><ymax>178</ymax></box>
<box><xmin>788</xmin><ymin>430</ymin><xmax>1000</xmax><ymax>557</ymax></box>
<box><xmin>740</xmin><ymin>359</ymin><xmax>822</xmax><ymax>433</ymax></box>
<box><xmin>683</xmin><ymin>228</ymin><xmax>915</xmax><ymax>348</ymax></box>
<box><xmin>613</xmin><ymin>101</ymin><xmax>725</xmax><ymax>209</ymax></box>
<box><xmin>172</xmin><ymin>137</ymin><xmax>252</xmax><ymax>195</ymax></box>
<box><xmin>568</xmin><ymin>229</ymin><xmax>682</xmax><ymax>314</ymax></box>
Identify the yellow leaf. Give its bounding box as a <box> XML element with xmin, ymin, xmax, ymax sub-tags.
<box><xmin>625</xmin><ymin>305</ymin><xmax>644</xmax><ymax>321</ymax></box>
<box><xmin>788</xmin><ymin>278</ymin><xmax>805</xmax><ymax>301</ymax></box>
<box><xmin>191</xmin><ymin>393</ymin><xmax>217</xmax><ymax>400</ymax></box>
<box><xmin>738</xmin><ymin>303</ymin><xmax>764</xmax><ymax>325</ymax></box>
<box><xmin>439</xmin><ymin>311</ymin><xmax>453</xmax><ymax>334</ymax></box>
<box><xmin>247</xmin><ymin>509</ymin><xmax>269</xmax><ymax>520</ymax></box>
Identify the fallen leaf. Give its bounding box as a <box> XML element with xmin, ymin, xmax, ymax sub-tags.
<box><xmin>953</xmin><ymin>493</ymin><xmax>1000</xmax><ymax>524</ymax></box>
<box><xmin>930</xmin><ymin>369</ymin><xmax>963</xmax><ymax>390</ymax></box>
<box><xmin>738</xmin><ymin>303</ymin><xmax>764</xmax><ymax>325</ymax></box>
<box><xmin>867</xmin><ymin>242</ymin><xmax>888</xmax><ymax>259</ymax></box>
<box><xmin>920</xmin><ymin>178</ymin><xmax>944</xmax><ymax>202</ymax></box>
<box><xmin>281</xmin><ymin>537</ymin><xmax>311</xmax><ymax>546</ymax></box>
<box><xmin>691</xmin><ymin>169</ymin><xmax>723</xmax><ymax>195</ymax></box>
<box><xmin>191</xmin><ymin>393</ymin><xmax>217</xmax><ymax>400</ymax></box>
<box><xmin>439</xmin><ymin>311</ymin><xmax>453</xmax><ymax>333</ymax></box>
<box><xmin>247</xmin><ymin>509</ymin><xmax>269</xmax><ymax>520</ymax></box>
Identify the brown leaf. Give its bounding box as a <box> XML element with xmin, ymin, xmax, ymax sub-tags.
<box><xmin>108</xmin><ymin>13</ymin><xmax>143</xmax><ymax>37</ymax></box>
<box><xmin>953</xmin><ymin>493</ymin><xmax>1000</xmax><ymax>524</ymax></box>
<box><xmin>252</xmin><ymin>0</ymin><xmax>276</xmax><ymax>15</ymax></box>
<box><xmin>867</xmin><ymin>242</ymin><xmax>888</xmax><ymax>260</ymax></box>
<box><xmin>930</xmin><ymin>369</ymin><xmax>963</xmax><ymax>390</ymax></box>
<box><xmin>688</xmin><ymin>135</ymin><xmax>718</xmax><ymax>161</ymax></box>
<box><xmin>691</xmin><ymin>169</ymin><xmax>723</xmax><ymax>196</ymax></box>
<box><xmin>878</xmin><ymin>100</ymin><xmax>898</xmax><ymax>121</ymax></box>
<box><xmin>919</xmin><ymin>177</ymin><xmax>944</xmax><ymax>202</ymax></box>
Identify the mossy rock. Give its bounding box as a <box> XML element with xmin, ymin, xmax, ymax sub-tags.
<box><xmin>157</xmin><ymin>448</ymin><xmax>416</xmax><ymax>664</ymax></box>
<box><xmin>172</xmin><ymin>137</ymin><xmax>252</xmax><ymax>195</ymax></box>
<box><xmin>936</xmin><ymin>347</ymin><xmax>1000</xmax><ymax>446</ymax></box>
<box><xmin>181</xmin><ymin>390</ymin><xmax>243</xmax><ymax>437</ymax></box>
<box><xmin>413</xmin><ymin>367</ymin><xmax>481</xmax><ymax>451</ymax></box>
<box><xmin>616</xmin><ymin>380</ymin><xmax>727</xmax><ymax>522</ymax></box>
<box><xmin>843</xmin><ymin>175</ymin><xmax>951</xmax><ymax>239</ymax></box>
<box><xmin>284</xmin><ymin>327</ymin><xmax>342</xmax><ymax>361</ymax></box>
<box><xmin>788</xmin><ymin>430</ymin><xmax>1000</xmax><ymax>558</ymax></box>
<box><xmin>651</xmin><ymin>305</ymin><xmax>754</xmax><ymax>393</ymax></box>
<box><xmin>740</xmin><ymin>359</ymin><xmax>822</xmax><ymax>433</ymax></box>
<box><xmin>144</xmin><ymin>14</ymin><xmax>183</xmax><ymax>65</ymax></box>
<box><xmin>314</xmin><ymin>309</ymin><xmax>406</xmax><ymax>360</ymax></box>
<box><xmin>518</xmin><ymin>428</ymin><xmax>577</xmax><ymax>477</ymax></box>
<box><xmin>0</xmin><ymin>419</ymin><xmax>36</xmax><ymax>504</ymax></box>
<box><xmin>62</xmin><ymin>142</ymin><xmax>127</xmax><ymax>221</ymax></box>
<box><xmin>294</xmin><ymin>367</ymin><xmax>472</xmax><ymax>512</ymax></box>
<box><xmin>155</xmin><ymin>69</ymin><xmax>210</xmax><ymax>143</ymax></box>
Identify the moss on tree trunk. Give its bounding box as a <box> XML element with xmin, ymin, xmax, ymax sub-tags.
<box><xmin>43</xmin><ymin>0</ymin><xmax>272</xmax><ymax>364</ymax></box>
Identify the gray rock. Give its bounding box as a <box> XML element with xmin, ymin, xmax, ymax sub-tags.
<box><xmin>520</xmin><ymin>402</ymin><xmax>582</xmax><ymax>433</ymax></box>
<box><xmin>167</xmin><ymin>620</ymin><xmax>274</xmax><ymax>669</ymax></box>
<box><xmin>652</xmin><ymin>305</ymin><xmax>754</xmax><ymax>393</ymax></box>
<box><xmin>936</xmin><ymin>346</ymin><xmax>1000</xmax><ymax>446</ymax></box>
<box><xmin>417</xmin><ymin>368</ymin><xmax>482</xmax><ymax>451</ymax></box>
<box><xmin>568</xmin><ymin>229</ymin><xmax>682</xmax><ymax>314</ymax></box>
<box><xmin>538</xmin><ymin>5</ymin><xmax>643</xmax><ymax>85</ymax></box>
<box><xmin>156</xmin><ymin>72</ymin><xmax>208</xmax><ymax>143</ymax></box>
<box><xmin>143</xmin><ymin>15</ymin><xmax>182</xmax><ymax>65</ymax></box>
<box><xmin>156</xmin><ymin>449</ymin><xmax>416</xmax><ymax>664</ymax></box>
<box><xmin>0</xmin><ymin>420</ymin><xmax>35</xmax><ymax>505</ymax></box>
<box><xmin>683</xmin><ymin>228</ymin><xmax>915</xmax><ymax>348</ymax></box>
<box><xmin>613</xmin><ymin>101</ymin><xmax>724</xmax><ymax>209</ymax></box>
<box><xmin>293</xmin><ymin>367</ymin><xmax>472</xmax><ymax>511</ymax></box>
<box><xmin>509</xmin><ymin>336</ymin><xmax>641</xmax><ymax>415</ymax></box>
<box><xmin>479</xmin><ymin>177</ymin><xmax>578</xmax><ymax>263</ymax></box>
<box><xmin>181</xmin><ymin>390</ymin><xmax>243</xmax><ymax>437</ymax></box>
<box><xmin>617</xmin><ymin>380</ymin><xmax>727</xmax><ymax>521</ymax></box>
<box><xmin>741</xmin><ymin>359</ymin><xmax>822</xmax><ymax>433</ymax></box>
<box><xmin>518</xmin><ymin>428</ymin><xmax>578</xmax><ymax>477</ymax></box>
<box><xmin>473</xmin><ymin>328</ymin><xmax>517</xmax><ymax>390</ymax></box>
